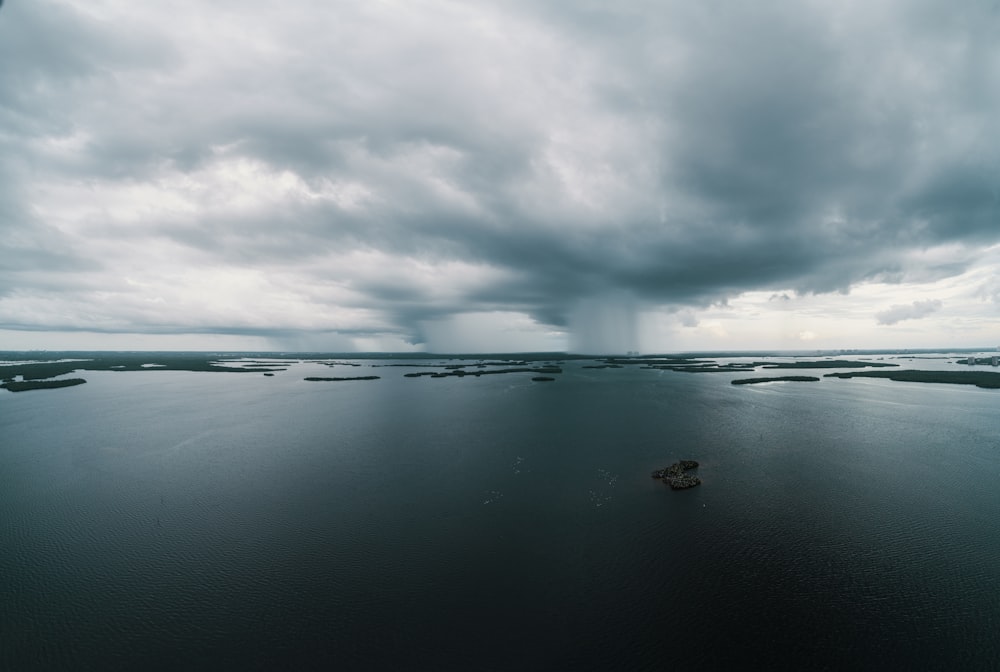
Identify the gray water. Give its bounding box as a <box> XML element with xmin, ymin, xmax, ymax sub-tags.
<box><xmin>2</xmin><ymin>358</ymin><xmax>999</xmax><ymax>670</ymax></box>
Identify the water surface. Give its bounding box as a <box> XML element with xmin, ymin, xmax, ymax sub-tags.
<box><xmin>2</xmin><ymin>357</ymin><xmax>999</xmax><ymax>669</ymax></box>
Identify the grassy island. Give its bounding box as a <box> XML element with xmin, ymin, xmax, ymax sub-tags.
<box><xmin>1</xmin><ymin>378</ymin><xmax>87</xmax><ymax>392</ymax></box>
<box><xmin>0</xmin><ymin>352</ymin><xmax>285</xmax><ymax>382</ymax></box>
<box><xmin>825</xmin><ymin>370</ymin><xmax>1000</xmax><ymax>389</ymax></box>
<box><xmin>655</xmin><ymin>364</ymin><xmax>756</xmax><ymax>373</ymax></box>
<box><xmin>304</xmin><ymin>376</ymin><xmax>380</xmax><ymax>382</ymax></box>
<box><xmin>759</xmin><ymin>360</ymin><xmax>898</xmax><ymax>369</ymax></box>
<box><xmin>402</xmin><ymin>367</ymin><xmax>561</xmax><ymax>379</ymax></box>
<box><xmin>732</xmin><ymin>376</ymin><xmax>820</xmax><ymax>385</ymax></box>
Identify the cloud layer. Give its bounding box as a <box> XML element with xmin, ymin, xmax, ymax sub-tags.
<box><xmin>876</xmin><ymin>299</ymin><xmax>944</xmax><ymax>325</ymax></box>
<box><xmin>2</xmin><ymin>0</ymin><xmax>999</xmax><ymax>351</ymax></box>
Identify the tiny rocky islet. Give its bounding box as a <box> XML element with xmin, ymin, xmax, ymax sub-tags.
<box><xmin>652</xmin><ymin>460</ymin><xmax>702</xmax><ymax>490</ymax></box>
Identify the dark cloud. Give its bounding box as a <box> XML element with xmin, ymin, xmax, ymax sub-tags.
<box><xmin>1</xmin><ymin>0</ymin><xmax>998</xmax><ymax>349</ymax></box>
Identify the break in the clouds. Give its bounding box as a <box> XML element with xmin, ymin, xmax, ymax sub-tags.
<box><xmin>1</xmin><ymin>0</ymin><xmax>999</xmax><ymax>352</ymax></box>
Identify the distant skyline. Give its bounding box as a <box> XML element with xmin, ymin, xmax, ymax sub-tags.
<box><xmin>2</xmin><ymin>1</ymin><xmax>999</xmax><ymax>353</ymax></box>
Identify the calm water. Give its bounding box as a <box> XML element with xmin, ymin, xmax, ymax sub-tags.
<box><xmin>2</xmin><ymin>357</ymin><xmax>999</xmax><ymax>670</ymax></box>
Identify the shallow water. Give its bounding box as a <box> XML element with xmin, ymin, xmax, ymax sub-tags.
<box><xmin>2</xmin><ymin>358</ymin><xmax>999</xmax><ymax>670</ymax></box>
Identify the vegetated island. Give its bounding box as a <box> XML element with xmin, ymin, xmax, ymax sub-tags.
<box><xmin>759</xmin><ymin>360</ymin><xmax>898</xmax><ymax>369</ymax></box>
<box><xmin>532</xmin><ymin>376</ymin><xmax>556</xmax><ymax>382</ymax></box>
<box><xmin>655</xmin><ymin>363</ymin><xmax>757</xmax><ymax>372</ymax></box>
<box><xmin>310</xmin><ymin>360</ymin><xmax>363</xmax><ymax>367</ymax></box>
<box><xmin>374</xmin><ymin>360</ymin><xmax>541</xmax><ymax>369</ymax></box>
<box><xmin>643</xmin><ymin>359</ymin><xmax>900</xmax><ymax>374</ymax></box>
<box><xmin>599</xmin><ymin>357</ymin><xmax>756</xmax><ymax>372</ymax></box>
<box><xmin>304</xmin><ymin>376</ymin><xmax>380</xmax><ymax>382</ymax></box>
<box><xmin>403</xmin><ymin>366</ymin><xmax>562</xmax><ymax>379</ymax></box>
<box><xmin>602</xmin><ymin>357</ymin><xmax>710</xmax><ymax>366</ymax></box>
<box><xmin>732</xmin><ymin>376</ymin><xmax>821</xmax><ymax>385</ymax></box>
<box><xmin>825</xmin><ymin>370</ymin><xmax>1000</xmax><ymax>389</ymax></box>
<box><xmin>1</xmin><ymin>378</ymin><xmax>87</xmax><ymax>392</ymax></box>
<box><xmin>0</xmin><ymin>352</ymin><xmax>286</xmax><ymax>384</ymax></box>
<box><xmin>651</xmin><ymin>460</ymin><xmax>701</xmax><ymax>490</ymax></box>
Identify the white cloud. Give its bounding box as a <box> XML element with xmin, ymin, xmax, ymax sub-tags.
<box><xmin>876</xmin><ymin>299</ymin><xmax>944</xmax><ymax>325</ymax></box>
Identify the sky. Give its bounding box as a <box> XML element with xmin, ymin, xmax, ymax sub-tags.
<box><xmin>1</xmin><ymin>0</ymin><xmax>999</xmax><ymax>353</ymax></box>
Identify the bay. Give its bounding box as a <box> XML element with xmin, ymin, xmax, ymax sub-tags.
<box><xmin>2</xmin><ymin>357</ymin><xmax>999</xmax><ymax>670</ymax></box>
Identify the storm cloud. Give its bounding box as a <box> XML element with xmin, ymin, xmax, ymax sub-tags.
<box><xmin>1</xmin><ymin>0</ymin><xmax>998</xmax><ymax>351</ymax></box>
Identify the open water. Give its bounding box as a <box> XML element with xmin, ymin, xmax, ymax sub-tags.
<box><xmin>2</xmin><ymin>356</ymin><xmax>999</xmax><ymax>670</ymax></box>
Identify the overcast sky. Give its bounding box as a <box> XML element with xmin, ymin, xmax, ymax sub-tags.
<box><xmin>2</xmin><ymin>0</ymin><xmax>999</xmax><ymax>353</ymax></box>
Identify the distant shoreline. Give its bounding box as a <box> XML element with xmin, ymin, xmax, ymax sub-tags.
<box><xmin>2</xmin><ymin>351</ymin><xmax>998</xmax><ymax>392</ymax></box>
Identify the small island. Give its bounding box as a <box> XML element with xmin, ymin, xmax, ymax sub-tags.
<box><xmin>654</xmin><ymin>363</ymin><xmax>757</xmax><ymax>373</ymax></box>
<box><xmin>759</xmin><ymin>360</ymin><xmax>897</xmax><ymax>369</ymax></box>
<box><xmin>825</xmin><ymin>370</ymin><xmax>1000</xmax><ymax>389</ymax></box>
<box><xmin>304</xmin><ymin>376</ymin><xmax>381</xmax><ymax>382</ymax></box>
<box><xmin>531</xmin><ymin>376</ymin><xmax>555</xmax><ymax>382</ymax></box>
<box><xmin>1</xmin><ymin>378</ymin><xmax>87</xmax><ymax>392</ymax></box>
<box><xmin>401</xmin><ymin>366</ymin><xmax>562</xmax><ymax>379</ymax></box>
<box><xmin>732</xmin><ymin>376</ymin><xmax>820</xmax><ymax>385</ymax></box>
<box><xmin>651</xmin><ymin>460</ymin><xmax>701</xmax><ymax>490</ymax></box>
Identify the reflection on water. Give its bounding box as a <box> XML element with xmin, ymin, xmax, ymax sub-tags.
<box><xmin>1</xmin><ymin>358</ymin><xmax>999</xmax><ymax>670</ymax></box>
